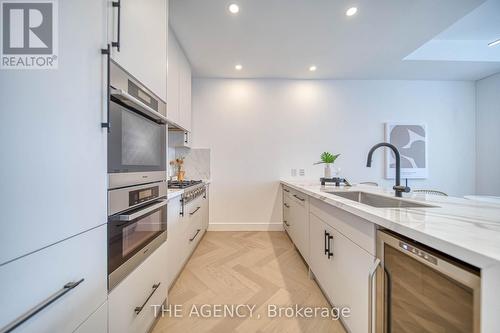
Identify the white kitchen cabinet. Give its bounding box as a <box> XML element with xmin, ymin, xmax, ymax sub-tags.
<box><xmin>167</xmin><ymin>27</ymin><xmax>181</xmax><ymax>125</ymax></box>
<box><xmin>179</xmin><ymin>52</ymin><xmax>192</xmax><ymax>131</ymax></box>
<box><xmin>109</xmin><ymin>242</ymin><xmax>168</xmax><ymax>333</ymax></box>
<box><xmin>0</xmin><ymin>0</ymin><xmax>107</xmax><ymax>265</ymax></box>
<box><xmin>165</xmin><ymin>189</ymin><xmax>207</xmax><ymax>289</ymax></box>
<box><xmin>186</xmin><ymin>199</ymin><xmax>204</xmax><ymax>255</ymax></box>
<box><xmin>309</xmin><ymin>213</ymin><xmax>376</xmax><ymax>333</ymax></box>
<box><xmin>168</xmin><ymin>129</ymin><xmax>192</xmax><ymax>148</ymax></box>
<box><xmin>282</xmin><ymin>187</ymin><xmax>309</xmax><ymax>262</ymax></box>
<box><xmin>201</xmin><ymin>185</ymin><xmax>210</xmax><ymax>230</ymax></box>
<box><xmin>0</xmin><ymin>226</ymin><xmax>107</xmax><ymax>333</ymax></box>
<box><xmin>73</xmin><ymin>301</ymin><xmax>107</xmax><ymax>333</ymax></box>
<box><xmin>165</xmin><ymin>195</ymin><xmax>187</xmax><ymax>288</ymax></box>
<box><xmin>309</xmin><ymin>213</ymin><xmax>334</xmax><ymax>297</ymax></box>
<box><xmin>108</xmin><ymin>0</ymin><xmax>168</xmax><ymax>101</ymax></box>
<box><xmin>167</xmin><ymin>27</ymin><xmax>192</xmax><ymax>132</ymax></box>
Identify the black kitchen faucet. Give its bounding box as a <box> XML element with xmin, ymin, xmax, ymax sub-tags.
<box><xmin>366</xmin><ymin>142</ymin><xmax>411</xmax><ymax>198</ymax></box>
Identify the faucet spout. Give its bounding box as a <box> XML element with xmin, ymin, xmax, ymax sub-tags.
<box><xmin>365</xmin><ymin>142</ymin><xmax>410</xmax><ymax>197</ymax></box>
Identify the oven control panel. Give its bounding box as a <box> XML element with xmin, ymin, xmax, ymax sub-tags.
<box><xmin>129</xmin><ymin>186</ymin><xmax>159</xmax><ymax>206</ymax></box>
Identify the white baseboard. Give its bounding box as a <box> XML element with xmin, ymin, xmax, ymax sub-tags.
<box><xmin>208</xmin><ymin>223</ymin><xmax>284</xmax><ymax>232</ymax></box>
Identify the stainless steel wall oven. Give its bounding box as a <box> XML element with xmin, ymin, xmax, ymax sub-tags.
<box><xmin>107</xmin><ymin>61</ymin><xmax>167</xmax><ymax>189</ymax></box>
<box><xmin>107</xmin><ymin>181</ymin><xmax>167</xmax><ymax>290</ymax></box>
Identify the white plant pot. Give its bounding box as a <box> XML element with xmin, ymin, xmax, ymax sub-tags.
<box><xmin>324</xmin><ymin>164</ymin><xmax>332</xmax><ymax>178</ymax></box>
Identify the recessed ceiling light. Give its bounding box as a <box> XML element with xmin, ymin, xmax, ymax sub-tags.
<box><xmin>488</xmin><ymin>39</ymin><xmax>500</xmax><ymax>47</ymax></box>
<box><xmin>346</xmin><ymin>7</ymin><xmax>358</xmax><ymax>16</ymax></box>
<box><xmin>235</xmin><ymin>64</ymin><xmax>243</xmax><ymax>71</ymax></box>
<box><xmin>228</xmin><ymin>3</ymin><xmax>240</xmax><ymax>14</ymax></box>
<box><xmin>309</xmin><ymin>65</ymin><xmax>317</xmax><ymax>72</ymax></box>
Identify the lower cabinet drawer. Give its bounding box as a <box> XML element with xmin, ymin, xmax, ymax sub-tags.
<box><xmin>0</xmin><ymin>225</ymin><xmax>107</xmax><ymax>333</ymax></box>
<box><xmin>187</xmin><ymin>206</ymin><xmax>204</xmax><ymax>254</ymax></box>
<box><xmin>74</xmin><ymin>301</ymin><xmax>107</xmax><ymax>333</ymax></box>
<box><xmin>109</xmin><ymin>242</ymin><xmax>168</xmax><ymax>333</ymax></box>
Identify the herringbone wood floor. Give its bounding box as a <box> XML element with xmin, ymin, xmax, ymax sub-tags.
<box><xmin>152</xmin><ymin>231</ymin><xmax>346</xmax><ymax>333</ymax></box>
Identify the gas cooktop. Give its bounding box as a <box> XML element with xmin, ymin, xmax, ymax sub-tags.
<box><xmin>168</xmin><ymin>180</ymin><xmax>203</xmax><ymax>189</ymax></box>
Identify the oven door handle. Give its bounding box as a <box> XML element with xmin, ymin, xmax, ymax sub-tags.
<box><xmin>113</xmin><ymin>200</ymin><xmax>167</xmax><ymax>221</ymax></box>
<box><xmin>110</xmin><ymin>88</ymin><xmax>168</xmax><ymax>124</ymax></box>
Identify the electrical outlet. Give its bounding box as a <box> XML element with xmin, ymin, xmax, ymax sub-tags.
<box><xmin>299</xmin><ymin>169</ymin><xmax>305</xmax><ymax>176</ymax></box>
<box><xmin>291</xmin><ymin>168</ymin><xmax>297</xmax><ymax>177</ymax></box>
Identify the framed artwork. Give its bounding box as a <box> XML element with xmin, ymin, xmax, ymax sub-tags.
<box><xmin>385</xmin><ymin>123</ymin><xmax>428</xmax><ymax>179</ymax></box>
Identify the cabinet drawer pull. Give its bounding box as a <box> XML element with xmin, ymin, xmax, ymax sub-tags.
<box><xmin>111</xmin><ymin>0</ymin><xmax>121</xmax><ymax>51</ymax></box>
<box><xmin>134</xmin><ymin>283</ymin><xmax>161</xmax><ymax>315</ymax></box>
<box><xmin>327</xmin><ymin>234</ymin><xmax>334</xmax><ymax>259</ymax></box>
<box><xmin>189</xmin><ymin>206</ymin><xmax>201</xmax><ymax>216</ymax></box>
<box><xmin>283</xmin><ymin>203</ymin><xmax>290</xmax><ymax>208</ymax></box>
<box><xmin>293</xmin><ymin>194</ymin><xmax>305</xmax><ymax>202</ymax></box>
<box><xmin>184</xmin><ymin>132</ymin><xmax>188</xmax><ymax>144</ymax></box>
<box><xmin>189</xmin><ymin>229</ymin><xmax>201</xmax><ymax>242</ymax></box>
<box><xmin>0</xmin><ymin>279</ymin><xmax>84</xmax><ymax>333</ymax></box>
<box><xmin>324</xmin><ymin>231</ymin><xmax>329</xmax><ymax>255</ymax></box>
<box><xmin>101</xmin><ymin>44</ymin><xmax>110</xmax><ymax>131</ymax></box>
<box><xmin>283</xmin><ymin>188</ymin><xmax>290</xmax><ymax>193</ymax></box>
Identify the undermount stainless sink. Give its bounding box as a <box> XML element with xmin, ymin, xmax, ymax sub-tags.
<box><xmin>328</xmin><ymin>191</ymin><xmax>437</xmax><ymax>208</ymax></box>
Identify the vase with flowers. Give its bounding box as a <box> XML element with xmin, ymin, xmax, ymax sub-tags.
<box><xmin>170</xmin><ymin>157</ymin><xmax>185</xmax><ymax>181</ymax></box>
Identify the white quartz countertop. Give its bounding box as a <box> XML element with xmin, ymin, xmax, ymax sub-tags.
<box><xmin>281</xmin><ymin>179</ymin><xmax>500</xmax><ymax>268</ymax></box>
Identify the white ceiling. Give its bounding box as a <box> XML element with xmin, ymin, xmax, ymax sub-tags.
<box><xmin>406</xmin><ymin>0</ymin><xmax>500</xmax><ymax>63</ymax></box>
<box><xmin>170</xmin><ymin>0</ymin><xmax>500</xmax><ymax>80</ymax></box>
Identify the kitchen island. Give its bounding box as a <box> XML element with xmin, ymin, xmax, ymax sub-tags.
<box><xmin>281</xmin><ymin>179</ymin><xmax>500</xmax><ymax>333</ymax></box>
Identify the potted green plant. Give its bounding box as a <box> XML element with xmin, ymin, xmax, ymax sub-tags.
<box><xmin>314</xmin><ymin>152</ymin><xmax>340</xmax><ymax>178</ymax></box>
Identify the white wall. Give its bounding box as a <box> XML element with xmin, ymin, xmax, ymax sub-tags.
<box><xmin>191</xmin><ymin>79</ymin><xmax>476</xmax><ymax>228</ymax></box>
<box><xmin>476</xmin><ymin>72</ymin><xmax>500</xmax><ymax>195</ymax></box>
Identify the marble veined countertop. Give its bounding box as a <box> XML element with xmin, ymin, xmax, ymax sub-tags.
<box><xmin>281</xmin><ymin>179</ymin><xmax>500</xmax><ymax>268</ymax></box>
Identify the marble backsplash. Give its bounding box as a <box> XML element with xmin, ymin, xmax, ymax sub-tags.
<box><xmin>169</xmin><ymin>147</ymin><xmax>211</xmax><ymax>181</ymax></box>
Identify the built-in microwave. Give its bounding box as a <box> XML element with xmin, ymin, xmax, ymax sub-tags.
<box><xmin>107</xmin><ymin>181</ymin><xmax>167</xmax><ymax>290</ymax></box>
<box><xmin>107</xmin><ymin>61</ymin><xmax>167</xmax><ymax>189</ymax></box>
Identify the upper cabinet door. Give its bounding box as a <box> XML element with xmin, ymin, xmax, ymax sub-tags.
<box><xmin>167</xmin><ymin>28</ymin><xmax>181</xmax><ymax>126</ymax></box>
<box><xmin>108</xmin><ymin>0</ymin><xmax>168</xmax><ymax>101</ymax></box>
<box><xmin>179</xmin><ymin>52</ymin><xmax>192</xmax><ymax>132</ymax></box>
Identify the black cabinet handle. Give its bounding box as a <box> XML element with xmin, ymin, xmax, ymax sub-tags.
<box><xmin>179</xmin><ymin>198</ymin><xmax>184</xmax><ymax>216</ymax></box>
<box><xmin>0</xmin><ymin>279</ymin><xmax>84</xmax><ymax>333</ymax></box>
<box><xmin>189</xmin><ymin>206</ymin><xmax>201</xmax><ymax>216</ymax></box>
<box><xmin>184</xmin><ymin>132</ymin><xmax>188</xmax><ymax>144</ymax></box>
<box><xmin>283</xmin><ymin>203</ymin><xmax>290</xmax><ymax>208</ymax></box>
<box><xmin>189</xmin><ymin>229</ymin><xmax>201</xmax><ymax>242</ymax></box>
<box><xmin>101</xmin><ymin>44</ymin><xmax>110</xmax><ymax>131</ymax></box>
<box><xmin>324</xmin><ymin>231</ymin><xmax>329</xmax><ymax>255</ymax></box>
<box><xmin>134</xmin><ymin>282</ymin><xmax>161</xmax><ymax>315</ymax></box>
<box><xmin>283</xmin><ymin>188</ymin><xmax>290</xmax><ymax>193</ymax></box>
<box><xmin>112</xmin><ymin>0</ymin><xmax>121</xmax><ymax>51</ymax></box>
<box><xmin>293</xmin><ymin>194</ymin><xmax>305</xmax><ymax>202</ymax></box>
<box><xmin>327</xmin><ymin>234</ymin><xmax>334</xmax><ymax>259</ymax></box>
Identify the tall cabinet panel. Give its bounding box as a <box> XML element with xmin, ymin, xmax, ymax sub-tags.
<box><xmin>179</xmin><ymin>52</ymin><xmax>192</xmax><ymax>132</ymax></box>
<box><xmin>167</xmin><ymin>27</ymin><xmax>192</xmax><ymax>132</ymax></box>
<box><xmin>108</xmin><ymin>0</ymin><xmax>168</xmax><ymax>101</ymax></box>
<box><xmin>167</xmin><ymin>27</ymin><xmax>181</xmax><ymax>126</ymax></box>
<box><xmin>0</xmin><ymin>0</ymin><xmax>107</xmax><ymax>265</ymax></box>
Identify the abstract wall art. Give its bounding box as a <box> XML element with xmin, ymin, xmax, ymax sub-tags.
<box><xmin>385</xmin><ymin>123</ymin><xmax>428</xmax><ymax>179</ymax></box>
